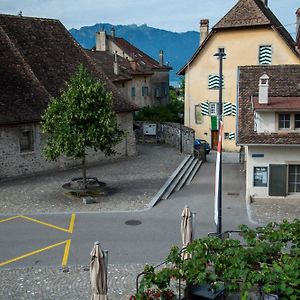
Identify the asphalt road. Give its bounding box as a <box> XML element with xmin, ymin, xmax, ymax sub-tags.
<box><xmin>0</xmin><ymin>162</ymin><xmax>252</xmax><ymax>269</ymax></box>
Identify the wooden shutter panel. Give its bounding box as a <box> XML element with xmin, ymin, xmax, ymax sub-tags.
<box><xmin>269</xmin><ymin>164</ymin><xmax>287</xmax><ymax>196</ymax></box>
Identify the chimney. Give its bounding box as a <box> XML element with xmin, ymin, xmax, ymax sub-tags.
<box><xmin>258</xmin><ymin>73</ymin><xmax>269</xmax><ymax>104</ymax></box>
<box><xmin>159</xmin><ymin>50</ymin><xmax>164</xmax><ymax>66</ymax></box>
<box><xmin>96</xmin><ymin>30</ymin><xmax>107</xmax><ymax>51</ymax></box>
<box><xmin>111</xmin><ymin>27</ymin><xmax>115</xmax><ymax>38</ymax></box>
<box><xmin>129</xmin><ymin>59</ymin><xmax>137</xmax><ymax>71</ymax></box>
<box><xmin>200</xmin><ymin>19</ymin><xmax>209</xmax><ymax>45</ymax></box>
<box><xmin>296</xmin><ymin>8</ymin><xmax>300</xmax><ymax>34</ymax></box>
<box><xmin>113</xmin><ymin>52</ymin><xmax>119</xmax><ymax>75</ymax></box>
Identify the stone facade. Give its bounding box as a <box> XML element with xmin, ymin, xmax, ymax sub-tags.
<box><xmin>0</xmin><ymin>113</ymin><xmax>136</xmax><ymax>179</ymax></box>
<box><xmin>134</xmin><ymin>121</ymin><xmax>195</xmax><ymax>155</ymax></box>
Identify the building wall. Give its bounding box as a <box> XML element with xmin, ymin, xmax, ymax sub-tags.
<box><xmin>134</xmin><ymin>121</ymin><xmax>195</xmax><ymax>155</ymax></box>
<box><xmin>0</xmin><ymin>113</ymin><xmax>136</xmax><ymax>179</ymax></box>
<box><xmin>255</xmin><ymin>111</ymin><xmax>276</xmax><ymax>133</ymax></box>
<box><xmin>246</xmin><ymin>145</ymin><xmax>300</xmax><ymax>202</ymax></box>
<box><xmin>184</xmin><ymin>27</ymin><xmax>300</xmax><ymax>152</ymax></box>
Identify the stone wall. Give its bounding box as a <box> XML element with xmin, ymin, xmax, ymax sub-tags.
<box><xmin>0</xmin><ymin>113</ymin><xmax>136</xmax><ymax>179</ymax></box>
<box><xmin>134</xmin><ymin>121</ymin><xmax>195</xmax><ymax>155</ymax></box>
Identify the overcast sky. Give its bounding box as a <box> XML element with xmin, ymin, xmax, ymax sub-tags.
<box><xmin>0</xmin><ymin>0</ymin><xmax>298</xmax><ymax>36</ymax></box>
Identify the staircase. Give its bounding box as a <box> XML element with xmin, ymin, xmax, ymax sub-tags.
<box><xmin>148</xmin><ymin>155</ymin><xmax>202</xmax><ymax>208</ymax></box>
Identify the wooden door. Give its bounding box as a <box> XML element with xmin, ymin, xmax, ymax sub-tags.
<box><xmin>211</xmin><ymin>130</ymin><xmax>218</xmax><ymax>150</ymax></box>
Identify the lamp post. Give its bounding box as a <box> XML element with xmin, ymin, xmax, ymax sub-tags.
<box><xmin>213</xmin><ymin>48</ymin><xmax>226</xmax><ymax>236</ymax></box>
<box><xmin>178</xmin><ymin>112</ymin><xmax>184</xmax><ymax>153</ymax></box>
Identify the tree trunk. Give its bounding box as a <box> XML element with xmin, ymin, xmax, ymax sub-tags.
<box><xmin>82</xmin><ymin>154</ymin><xmax>87</xmax><ymax>189</ymax></box>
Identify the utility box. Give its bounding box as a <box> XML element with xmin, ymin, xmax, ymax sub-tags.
<box><xmin>143</xmin><ymin>124</ymin><xmax>157</xmax><ymax>136</ymax></box>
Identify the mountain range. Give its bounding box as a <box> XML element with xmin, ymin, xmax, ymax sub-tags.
<box><xmin>69</xmin><ymin>23</ymin><xmax>199</xmax><ymax>83</ymax></box>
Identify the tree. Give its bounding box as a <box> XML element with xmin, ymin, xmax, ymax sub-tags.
<box><xmin>41</xmin><ymin>65</ymin><xmax>124</xmax><ymax>188</ymax></box>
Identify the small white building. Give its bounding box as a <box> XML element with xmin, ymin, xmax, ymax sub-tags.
<box><xmin>237</xmin><ymin>65</ymin><xmax>300</xmax><ymax>202</ymax></box>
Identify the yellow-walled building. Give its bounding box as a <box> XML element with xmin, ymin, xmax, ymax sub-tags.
<box><xmin>178</xmin><ymin>0</ymin><xmax>300</xmax><ymax>152</ymax></box>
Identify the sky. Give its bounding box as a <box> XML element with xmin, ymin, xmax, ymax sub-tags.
<box><xmin>0</xmin><ymin>0</ymin><xmax>299</xmax><ymax>36</ymax></box>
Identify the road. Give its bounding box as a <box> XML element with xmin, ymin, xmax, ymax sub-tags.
<box><xmin>0</xmin><ymin>162</ymin><xmax>252</xmax><ymax>269</ymax></box>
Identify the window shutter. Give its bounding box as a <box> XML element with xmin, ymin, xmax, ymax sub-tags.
<box><xmin>231</xmin><ymin>104</ymin><xmax>237</xmax><ymax>116</ymax></box>
<box><xmin>269</xmin><ymin>164</ymin><xmax>287</xmax><ymax>196</ymax></box>
<box><xmin>200</xmin><ymin>102</ymin><xmax>209</xmax><ymax>116</ymax></box>
<box><xmin>223</xmin><ymin>102</ymin><xmax>231</xmax><ymax>116</ymax></box>
<box><xmin>228</xmin><ymin>132</ymin><xmax>235</xmax><ymax>140</ymax></box>
<box><xmin>259</xmin><ymin>45</ymin><xmax>272</xmax><ymax>65</ymax></box>
<box><xmin>208</xmin><ymin>75</ymin><xmax>224</xmax><ymax>89</ymax></box>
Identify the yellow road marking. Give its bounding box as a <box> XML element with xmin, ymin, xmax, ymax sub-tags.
<box><xmin>68</xmin><ymin>213</ymin><xmax>76</xmax><ymax>233</ymax></box>
<box><xmin>62</xmin><ymin>239</ymin><xmax>72</xmax><ymax>266</ymax></box>
<box><xmin>0</xmin><ymin>215</ymin><xmax>21</xmax><ymax>223</ymax></box>
<box><xmin>0</xmin><ymin>240</ymin><xmax>68</xmax><ymax>267</ymax></box>
<box><xmin>19</xmin><ymin>215</ymin><xmax>74</xmax><ymax>233</ymax></box>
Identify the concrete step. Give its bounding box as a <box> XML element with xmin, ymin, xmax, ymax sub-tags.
<box><xmin>148</xmin><ymin>155</ymin><xmax>191</xmax><ymax>208</ymax></box>
<box><xmin>161</xmin><ymin>156</ymin><xmax>194</xmax><ymax>200</ymax></box>
<box><xmin>186</xmin><ymin>160</ymin><xmax>203</xmax><ymax>185</ymax></box>
<box><xmin>174</xmin><ymin>157</ymin><xmax>199</xmax><ymax>192</ymax></box>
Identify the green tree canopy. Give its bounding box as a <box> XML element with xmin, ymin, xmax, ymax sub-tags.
<box><xmin>41</xmin><ymin>65</ymin><xmax>124</xmax><ymax>187</ymax></box>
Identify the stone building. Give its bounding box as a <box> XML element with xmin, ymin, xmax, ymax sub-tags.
<box><xmin>0</xmin><ymin>14</ymin><xmax>138</xmax><ymax>179</ymax></box>
<box><xmin>178</xmin><ymin>0</ymin><xmax>300</xmax><ymax>152</ymax></box>
<box><xmin>88</xmin><ymin>28</ymin><xmax>172</xmax><ymax>108</ymax></box>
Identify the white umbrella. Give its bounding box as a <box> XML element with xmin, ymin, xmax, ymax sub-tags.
<box><xmin>181</xmin><ymin>206</ymin><xmax>193</xmax><ymax>259</ymax></box>
<box><xmin>90</xmin><ymin>242</ymin><xmax>108</xmax><ymax>300</ymax></box>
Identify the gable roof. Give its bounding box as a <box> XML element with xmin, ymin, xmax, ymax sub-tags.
<box><xmin>237</xmin><ymin>65</ymin><xmax>300</xmax><ymax>145</ymax></box>
<box><xmin>178</xmin><ymin>0</ymin><xmax>299</xmax><ymax>75</ymax></box>
<box><xmin>86</xmin><ymin>50</ymin><xmax>153</xmax><ymax>82</ymax></box>
<box><xmin>106</xmin><ymin>35</ymin><xmax>172</xmax><ymax>71</ymax></box>
<box><xmin>297</xmin><ymin>8</ymin><xmax>300</xmax><ymax>52</ymax></box>
<box><xmin>0</xmin><ymin>14</ymin><xmax>138</xmax><ymax>125</ymax></box>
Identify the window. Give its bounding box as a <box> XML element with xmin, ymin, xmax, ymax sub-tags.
<box><xmin>155</xmin><ymin>87</ymin><xmax>161</xmax><ymax>98</ymax></box>
<box><xmin>295</xmin><ymin>114</ymin><xmax>300</xmax><ymax>129</ymax></box>
<box><xmin>288</xmin><ymin>165</ymin><xmax>300</xmax><ymax>193</ymax></box>
<box><xmin>142</xmin><ymin>86</ymin><xmax>149</xmax><ymax>96</ymax></box>
<box><xmin>259</xmin><ymin>45</ymin><xmax>272</xmax><ymax>65</ymax></box>
<box><xmin>224</xmin><ymin>132</ymin><xmax>230</xmax><ymax>140</ymax></box>
<box><xmin>278</xmin><ymin>113</ymin><xmax>290</xmax><ymax>129</ymax></box>
<box><xmin>209</xmin><ymin>103</ymin><xmax>218</xmax><ymax>115</ymax></box>
<box><xmin>131</xmin><ymin>87</ymin><xmax>136</xmax><ymax>97</ymax></box>
<box><xmin>20</xmin><ymin>129</ymin><xmax>33</xmax><ymax>152</ymax></box>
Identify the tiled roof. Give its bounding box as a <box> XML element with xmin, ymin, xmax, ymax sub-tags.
<box><xmin>238</xmin><ymin>65</ymin><xmax>300</xmax><ymax>145</ymax></box>
<box><xmin>178</xmin><ymin>0</ymin><xmax>299</xmax><ymax>75</ymax></box>
<box><xmin>0</xmin><ymin>14</ymin><xmax>138</xmax><ymax>125</ymax></box>
<box><xmin>297</xmin><ymin>8</ymin><xmax>300</xmax><ymax>51</ymax></box>
<box><xmin>86</xmin><ymin>50</ymin><xmax>153</xmax><ymax>82</ymax></box>
<box><xmin>108</xmin><ymin>36</ymin><xmax>172</xmax><ymax>71</ymax></box>
<box><xmin>253</xmin><ymin>97</ymin><xmax>300</xmax><ymax>111</ymax></box>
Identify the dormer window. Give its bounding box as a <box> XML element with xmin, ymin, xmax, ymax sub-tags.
<box><xmin>259</xmin><ymin>45</ymin><xmax>272</xmax><ymax>65</ymax></box>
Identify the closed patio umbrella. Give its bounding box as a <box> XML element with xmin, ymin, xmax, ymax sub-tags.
<box><xmin>90</xmin><ymin>241</ymin><xmax>108</xmax><ymax>300</ymax></box>
<box><xmin>181</xmin><ymin>205</ymin><xmax>193</xmax><ymax>259</ymax></box>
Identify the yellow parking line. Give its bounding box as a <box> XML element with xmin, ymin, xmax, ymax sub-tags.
<box><xmin>19</xmin><ymin>215</ymin><xmax>74</xmax><ymax>233</ymax></box>
<box><xmin>68</xmin><ymin>213</ymin><xmax>76</xmax><ymax>233</ymax></box>
<box><xmin>0</xmin><ymin>215</ymin><xmax>21</xmax><ymax>223</ymax></box>
<box><xmin>0</xmin><ymin>240</ymin><xmax>68</xmax><ymax>267</ymax></box>
<box><xmin>62</xmin><ymin>239</ymin><xmax>72</xmax><ymax>266</ymax></box>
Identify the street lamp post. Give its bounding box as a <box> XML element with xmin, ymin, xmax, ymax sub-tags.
<box><xmin>178</xmin><ymin>112</ymin><xmax>184</xmax><ymax>153</ymax></box>
<box><xmin>213</xmin><ymin>48</ymin><xmax>226</xmax><ymax>236</ymax></box>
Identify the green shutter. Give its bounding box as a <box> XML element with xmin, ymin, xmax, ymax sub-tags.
<box><xmin>211</xmin><ymin>116</ymin><xmax>218</xmax><ymax>130</ymax></box>
<box><xmin>269</xmin><ymin>164</ymin><xmax>287</xmax><ymax>196</ymax></box>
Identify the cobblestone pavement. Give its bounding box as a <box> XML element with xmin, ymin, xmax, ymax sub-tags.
<box><xmin>0</xmin><ymin>144</ymin><xmax>185</xmax><ymax>214</ymax></box>
<box><xmin>0</xmin><ymin>264</ymin><xmax>144</xmax><ymax>300</ymax></box>
<box><xmin>1</xmin><ymin>145</ymin><xmax>299</xmax><ymax>299</ymax></box>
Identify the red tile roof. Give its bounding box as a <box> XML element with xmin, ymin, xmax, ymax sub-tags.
<box><xmin>238</xmin><ymin>65</ymin><xmax>300</xmax><ymax>145</ymax></box>
<box><xmin>253</xmin><ymin>97</ymin><xmax>300</xmax><ymax>111</ymax></box>
<box><xmin>108</xmin><ymin>36</ymin><xmax>172</xmax><ymax>70</ymax></box>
